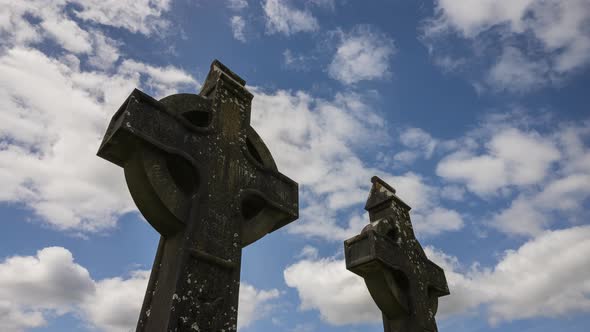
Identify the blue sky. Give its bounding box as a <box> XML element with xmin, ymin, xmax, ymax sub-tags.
<box><xmin>0</xmin><ymin>0</ymin><xmax>589</xmax><ymax>331</ymax></box>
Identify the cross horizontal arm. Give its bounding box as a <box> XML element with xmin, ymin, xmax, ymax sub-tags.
<box><xmin>238</xmin><ymin>158</ymin><xmax>298</xmax><ymax>246</ymax></box>
<box><xmin>98</xmin><ymin>89</ymin><xmax>207</xmax><ymax>167</ymax></box>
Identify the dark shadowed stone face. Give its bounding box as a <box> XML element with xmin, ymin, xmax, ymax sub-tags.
<box><xmin>97</xmin><ymin>60</ymin><xmax>298</xmax><ymax>332</ymax></box>
<box><xmin>345</xmin><ymin>176</ymin><xmax>449</xmax><ymax>332</ymax></box>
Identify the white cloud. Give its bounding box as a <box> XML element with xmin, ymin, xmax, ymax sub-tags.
<box><xmin>296</xmin><ymin>245</ymin><xmax>319</xmax><ymax>260</ymax></box>
<box><xmin>0</xmin><ymin>0</ymin><xmax>170</xmax><ymax>54</ymax></box>
<box><xmin>41</xmin><ymin>15</ymin><xmax>93</xmax><ymax>54</ymax></box>
<box><xmin>0</xmin><ymin>247</ymin><xmax>282</xmax><ymax>331</ymax></box>
<box><xmin>428</xmin><ymin>225</ymin><xmax>590</xmax><ymax>323</ymax></box>
<box><xmin>82</xmin><ymin>270</ymin><xmax>149</xmax><ymax>332</ymax></box>
<box><xmin>71</xmin><ymin>0</ymin><xmax>171</xmax><ymax>35</ymax></box>
<box><xmin>284</xmin><ymin>257</ymin><xmax>381</xmax><ymax>325</ymax></box>
<box><xmin>88</xmin><ymin>32</ymin><xmax>121</xmax><ymax>69</ymax></box>
<box><xmin>119</xmin><ymin>59</ymin><xmax>197</xmax><ymax>96</ymax></box>
<box><xmin>432</xmin><ymin>115</ymin><xmax>590</xmax><ymax>236</ymax></box>
<box><xmin>0</xmin><ymin>46</ymin><xmax>197</xmax><ymax>233</ymax></box>
<box><xmin>0</xmin><ymin>247</ymin><xmax>94</xmax><ymax>331</ymax></box>
<box><xmin>486</xmin><ymin>47</ymin><xmax>550</xmax><ymax>93</ymax></box>
<box><xmin>230</xmin><ymin>15</ymin><xmax>247</xmax><ymax>42</ymax></box>
<box><xmin>0</xmin><ymin>247</ymin><xmax>95</xmax><ymax>313</ymax></box>
<box><xmin>252</xmin><ymin>88</ymin><xmax>463</xmax><ymax>240</ymax></box>
<box><xmin>251</xmin><ymin>89</ymin><xmax>386</xmax><ymax>204</ymax></box>
<box><xmin>328</xmin><ymin>25</ymin><xmax>395</xmax><ymax>84</ymax></box>
<box><xmin>400</xmin><ymin>127</ymin><xmax>438</xmax><ymax>157</ymax></box>
<box><xmin>0</xmin><ymin>0</ymin><xmax>196</xmax><ymax>234</ymax></box>
<box><xmin>440</xmin><ymin>185</ymin><xmax>466</xmax><ymax>201</ymax></box>
<box><xmin>384</xmin><ymin>173</ymin><xmax>464</xmax><ymax>238</ymax></box>
<box><xmin>263</xmin><ymin>0</ymin><xmax>319</xmax><ymax>36</ymax></box>
<box><xmin>0</xmin><ymin>301</ymin><xmax>46</xmax><ymax>332</ymax></box>
<box><xmin>424</xmin><ymin>0</ymin><xmax>590</xmax><ymax>91</ymax></box>
<box><xmin>437</xmin><ymin>128</ymin><xmax>560</xmax><ymax>195</ymax></box>
<box><xmin>393</xmin><ymin>127</ymin><xmax>438</xmax><ymax>165</ymax></box>
<box><xmin>0</xmin><ymin>0</ymin><xmax>457</xmax><ymax>242</ymax></box>
<box><xmin>285</xmin><ymin>226</ymin><xmax>590</xmax><ymax>326</ymax></box>
<box><xmin>491</xmin><ymin>173</ymin><xmax>590</xmax><ymax>237</ymax></box>
<box><xmin>413</xmin><ymin>207</ymin><xmax>464</xmax><ymax>237</ymax></box>
<box><xmin>238</xmin><ymin>284</ymin><xmax>280</xmax><ymax>328</ymax></box>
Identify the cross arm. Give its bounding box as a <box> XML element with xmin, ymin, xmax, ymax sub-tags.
<box><xmin>97</xmin><ymin>89</ymin><xmax>202</xmax><ymax>236</ymax></box>
<box><xmin>238</xmin><ymin>163</ymin><xmax>298</xmax><ymax>246</ymax></box>
<box><xmin>97</xmin><ymin>89</ymin><xmax>203</xmax><ymax>164</ymax></box>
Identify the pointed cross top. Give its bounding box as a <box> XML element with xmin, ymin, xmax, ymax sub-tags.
<box><xmin>365</xmin><ymin>175</ymin><xmax>411</xmax><ymax>212</ymax></box>
<box><xmin>200</xmin><ymin>59</ymin><xmax>250</xmax><ymax>98</ymax></box>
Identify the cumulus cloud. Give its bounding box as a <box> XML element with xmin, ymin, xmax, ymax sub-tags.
<box><xmin>71</xmin><ymin>0</ymin><xmax>171</xmax><ymax>35</ymax></box>
<box><xmin>0</xmin><ymin>247</ymin><xmax>282</xmax><ymax>331</ymax></box>
<box><xmin>263</xmin><ymin>0</ymin><xmax>319</xmax><ymax>36</ymax></box>
<box><xmin>385</xmin><ymin>172</ymin><xmax>464</xmax><ymax>237</ymax></box>
<box><xmin>0</xmin><ymin>247</ymin><xmax>96</xmax><ymax>331</ymax></box>
<box><xmin>486</xmin><ymin>47</ymin><xmax>551</xmax><ymax>93</ymax></box>
<box><xmin>0</xmin><ymin>0</ymin><xmax>198</xmax><ymax>233</ymax></box>
<box><xmin>238</xmin><ymin>284</ymin><xmax>280</xmax><ymax>328</ymax></box>
<box><xmin>437</xmin><ymin>128</ymin><xmax>560</xmax><ymax>195</ymax></box>
<box><xmin>328</xmin><ymin>25</ymin><xmax>395</xmax><ymax>84</ymax></box>
<box><xmin>284</xmin><ymin>256</ymin><xmax>381</xmax><ymax>325</ymax></box>
<box><xmin>251</xmin><ymin>89</ymin><xmax>384</xmax><ymax>240</ymax></box>
<box><xmin>490</xmin><ymin>173</ymin><xmax>590</xmax><ymax>237</ymax></box>
<box><xmin>252</xmin><ymin>89</ymin><xmax>384</xmax><ymax>205</ymax></box>
<box><xmin>0</xmin><ymin>0</ymin><xmax>460</xmax><ymax>242</ymax></box>
<box><xmin>285</xmin><ymin>225</ymin><xmax>590</xmax><ymax>326</ymax></box>
<box><xmin>82</xmin><ymin>270</ymin><xmax>150</xmax><ymax>332</ymax></box>
<box><xmin>0</xmin><ymin>46</ymin><xmax>197</xmax><ymax>233</ymax></box>
<box><xmin>0</xmin><ymin>0</ymin><xmax>170</xmax><ymax>53</ymax></box>
<box><xmin>423</xmin><ymin>0</ymin><xmax>590</xmax><ymax>92</ymax></box>
<box><xmin>392</xmin><ymin>127</ymin><xmax>438</xmax><ymax>165</ymax></box>
<box><xmin>0</xmin><ymin>301</ymin><xmax>46</xmax><ymax>332</ymax></box>
<box><xmin>432</xmin><ymin>115</ymin><xmax>590</xmax><ymax>236</ymax></box>
<box><xmin>0</xmin><ymin>247</ymin><xmax>95</xmax><ymax>314</ymax></box>
<box><xmin>429</xmin><ymin>225</ymin><xmax>590</xmax><ymax>323</ymax></box>
<box><xmin>0</xmin><ymin>1</ymin><xmax>129</xmax><ymax>70</ymax></box>
<box><xmin>251</xmin><ymin>88</ymin><xmax>463</xmax><ymax>240</ymax></box>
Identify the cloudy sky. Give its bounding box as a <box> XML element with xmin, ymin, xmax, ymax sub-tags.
<box><xmin>1</xmin><ymin>0</ymin><xmax>589</xmax><ymax>331</ymax></box>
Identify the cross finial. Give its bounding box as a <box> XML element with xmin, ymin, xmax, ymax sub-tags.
<box><xmin>365</xmin><ymin>175</ymin><xmax>411</xmax><ymax>213</ymax></box>
<box><xmin>200</xmin><ymin>59</ymin><xmax>251</xmax><ymax>99</ymax></box>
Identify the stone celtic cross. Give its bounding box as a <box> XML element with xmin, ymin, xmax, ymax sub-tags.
<box><xmin>344</xmin><ymin>176</ymin><xmax>449</xmax><ymax>332</ymax></box>
<box><xmin>97</xmin><ymin>60</ymin><xmax>298</xmax><ymax>331</ymax></box>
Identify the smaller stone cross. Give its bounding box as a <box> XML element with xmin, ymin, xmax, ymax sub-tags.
<box><xmin>344</xmin><ymin>176</ymin><xmax>449</xmax><ymax>332</ymax></box>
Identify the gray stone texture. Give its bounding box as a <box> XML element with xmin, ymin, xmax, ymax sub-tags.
<box><xmin>344</xmin><ymin>176</ymin><xmax>449</xmax><ymax>332</ymax></box>
<box><xmin>97</xmin><ymin>60</ymin><xmax>298</xmax><ymax>331</ymax></box>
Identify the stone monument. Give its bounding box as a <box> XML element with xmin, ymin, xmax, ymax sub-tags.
<box><xmin>344</xmin><ymin>176</ymin><xmax>449</xmax><ymax>332</ymax></box>
<box><xmin>97</xmin><ymin>60</ymin><xmax>298</xmax><ymax>331</ymax></box>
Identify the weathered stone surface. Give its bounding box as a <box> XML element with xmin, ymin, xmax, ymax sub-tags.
<box><xmin>344</xmin><ymin>176</ymin><xmax>449</xmax><ymax>332</ymax></box>
<box><xmin>97</xmin><ymin>60</ymin><xmax>298</xmax><ymax>331</ymax></box>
